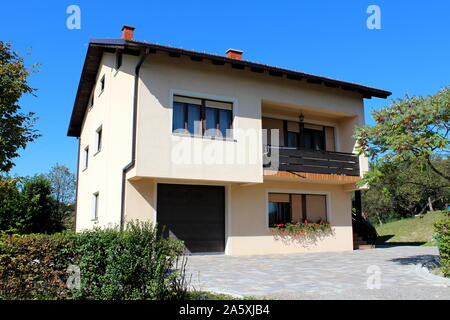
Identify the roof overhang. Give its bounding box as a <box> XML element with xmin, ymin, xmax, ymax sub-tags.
<box><xmin>67</xmin><ymin>38</ymin><xmax>392</xmax><ymax>137</ymax></box>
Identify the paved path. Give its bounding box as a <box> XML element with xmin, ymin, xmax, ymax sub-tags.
<box><xmin>186</xmin><ymin>246</ymin><xmax>450</xmax><ymax>300</ymax></box>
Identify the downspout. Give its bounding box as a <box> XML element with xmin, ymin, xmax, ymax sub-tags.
<box><xmin>120</xmin><ymin>47</ymin><xmax>150</xmax><ymax>230</ymax></box>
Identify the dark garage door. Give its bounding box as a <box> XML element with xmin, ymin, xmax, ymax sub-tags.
<box><xmin>157</xmin><ymin>184</ymin><xmax>225</xmax><ymax>253</ymax></box>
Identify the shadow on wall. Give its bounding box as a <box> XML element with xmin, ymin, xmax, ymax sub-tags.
<box><xmin>271</xmin><ymin>229</ymin><xmax>336</xmax><ymax>249</ymax></box>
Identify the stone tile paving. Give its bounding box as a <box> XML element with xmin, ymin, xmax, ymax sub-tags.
<box><xmin>185</xmin><ymin>246</ymin><xmax>450</xmax><ymax>300</ymax></box>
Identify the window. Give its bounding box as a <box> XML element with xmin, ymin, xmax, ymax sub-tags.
<box><xmin>172</xmin><ymin>95</ymin><xmax>233</xmax><ymax>138</ymax></box>
<box><xmin>268</xmin><ymin>193</ymin><xmax>327</xmax><ymax>227</ymax></box>
<box><xmin>95</xmin><ymin>126</ymin><xmax>102</xmax><ymax>153</ymax></box>
<box><xmin>287</xmin><ymin>132</ymin><xmax>298</xmax><ymax>148</ymax></box>
<box><xmin>286</xmin><ymin>121</ymin><xmax>299</xmax><ymax>148</ymax></box>
<box><xmin>116</xmin><ymin>51</ymin><xmax>122</xmax><ymax>69</ymax></box>
<box><xmin>100</xmin><ymin>75</ymin><xmax>105</xmax><ymax>93</ymax></box>
<box><xmin>88</xmin><ymin>92</ymin><xmax>94</xmax><ymax>110</ymax></box>
<box><xmin>262</xmin><ymin>117</ymin><xmax>335</xmax><ymax>151</ymax></box>
<box><xmin>268</xmin><ymin>193</ymin><xmax>291</xmax><ymax>227</ymax></box>
<box><xmin>303</xmin><ymin>128</ymin><xmax>324</xmax><ymax>151</ymax></box>
<box><xmin>92</xmin><ymin>192</ymin><xmax>99</xmax><ymax>220</ymax></box>
<box><xmin>83</xmin><ymin>146</ymin><xmax>89</xmax><ymax>169</ymax></box>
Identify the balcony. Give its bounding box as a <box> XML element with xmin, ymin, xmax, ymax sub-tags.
<box><xmin>263</xmin><ymin>146</ymin><xmax>360</xmax><ymax>177</ymax></box>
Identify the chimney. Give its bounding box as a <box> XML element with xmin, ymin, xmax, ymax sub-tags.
<box><xmin>226</xmin><ymin>48</ymin><xmax>243</xmax><ymax>60</ymax></box>
<box><xmin>121</xmin><ymin>25</ymin><xmax>135</xmax><ymax>40</ymax></box>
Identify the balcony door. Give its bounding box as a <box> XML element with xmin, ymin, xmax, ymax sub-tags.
<box><xmin>262</xmin><ymin>117</ymin><xmax>335</xmax><ymax>152</ymax></box>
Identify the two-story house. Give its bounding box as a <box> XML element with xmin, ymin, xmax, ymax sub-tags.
<box><xmin>68</xmin><ymin>26</ymin><xmax>391</xmax><ymax>255</ymax></box>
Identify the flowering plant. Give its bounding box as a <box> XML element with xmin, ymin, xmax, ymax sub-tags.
<box><xmin>269</xmin><ymin>220</ymin><xmax>331</xmax><ymax>236</ymax></box>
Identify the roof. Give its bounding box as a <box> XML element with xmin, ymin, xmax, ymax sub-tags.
<box><xmin>67</xmin><ymin>38</ymin><xmax>391</xmax><ymax>137</ymax></box>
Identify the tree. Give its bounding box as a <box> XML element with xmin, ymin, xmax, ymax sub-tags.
<box><xmin>0</xmin><ymin>175</ymin><xmax>60</xmax><ymax>234</ymax></box>
<box><xmin>0</xmin><ymin>177</ymin><xmax>22</xmax><ymax>231</ymax></box>
<box><xmin>18</xmin><ymin>175</ymin><xmax>59</xmax><ymax>234</ymax></box>
<box><xmin>355</xmin><ymin>86</ymin><xmax>450</xmax><ymax>186</ymax></box>
<box><xmin>0</xmin><ymin>41</ymin><xmax>40</xmax><ymax>173</ymax></box>
<box><xmin>46</xmin><ymin>164</ymin><xmax>76</xmax><ymax>229</ymax></box>
<box><xmin>362</xmin><ymin>157</ymin><xmax>450</xmax><ymax>224</ymax></box>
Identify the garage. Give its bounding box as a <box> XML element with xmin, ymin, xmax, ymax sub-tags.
<box><xmin>156</xmin><ymin>184</ymin><xmax>225</xmax><ymax>253</ymax></box>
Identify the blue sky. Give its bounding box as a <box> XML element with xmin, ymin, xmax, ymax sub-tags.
<box><xmin>1</xmin><ymin>0</ymin><xmax>449</xmax><ymax>177</ymax></box>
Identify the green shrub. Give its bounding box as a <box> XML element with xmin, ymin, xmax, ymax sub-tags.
<box><xmin>434</xmin><ymin>213</ymin><xmax>450</xmax><ymax>277</ymax></box>
<box><xmin>0</xmin><ymin>176</ymin><xmax>63</xmax><ymax>234</ymax></box>
<box><xmin>0</xmin><ymin>223</ymin><xmax>188</xmax><ymax>300</ymax></box>
<box><xmin>0</xmin><ymin>233</ymin><xmax>75</xmax><ymax>299</ymax></box>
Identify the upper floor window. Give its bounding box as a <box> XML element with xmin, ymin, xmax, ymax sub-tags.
<box><xmin>83</xmin><ymin>146</ymin><xmax>89</xmax><ymax>170</ymax></box>
<box><xmin>100</xmin><ymin>75</ymin><xmax>105</xmax><ymax>93</ymax></box>
<box><xmin>88</xmin><ymin>92</ymin><xmax>94</xmax><ymax>110</ymax></box>
<box><xmin>95</xmin><ymin>126</ymin><xmax>103</xmax><ymax>153</ymax></box>
<box><xmin>262</xmin><ymin>117</ymin><xmax>335</xmax><ymax>152</ymax></box>
<box><xmin>172</xmin><ymin>95</ymin><xmax>233</xmax><ymax>138</ymax></box>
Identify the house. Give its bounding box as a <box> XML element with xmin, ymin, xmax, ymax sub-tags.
<box><xmin>67</xmin><ymin>26</ymin><xmax>391</xmax><ymax>255</ymax></box>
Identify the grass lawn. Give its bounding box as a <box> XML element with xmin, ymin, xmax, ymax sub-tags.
<box><xmin>187</xmin><ymin>291</ymin><xmax>259</xmax><ymax>300</ymax></box>
<box><xmin>375</xmin><ymin>210</ymin><xmax>448</xmax><ymax>246</ymax></box>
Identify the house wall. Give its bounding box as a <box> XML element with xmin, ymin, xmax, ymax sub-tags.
<box><xmin>227</xmin><ymin>180</ymin><xmax>353</xmax><ymax>255</ymax></box>
<box><xmin>123</xmin><ymin>178</ymin><xmax>353</xmax><ymax>255</ymax></box>
<box><xmin>75</xmin><ymin>52</ymin><xmax>138</xmax><ymax>231</ymax></box>
<box><xmin>134</xmin><ymin>53</ymin><xmax>365</xmax><ymax>184</ymax></box>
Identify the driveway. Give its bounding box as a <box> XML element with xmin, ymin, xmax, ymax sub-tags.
<box><xmin>186</xmin><ymin>246</ymin><xmax>450</xmax><ymax>299</ymax></box>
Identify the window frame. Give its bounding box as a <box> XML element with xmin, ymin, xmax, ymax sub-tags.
<box><xmin>94</xmin><ymin>126</ymin><xmax>102</xmax><ymax>155</ymax></box>
<box><xmin>172</xmin><ymin>94</ymin><xmax>234</xmax><ymax>139</ymax></box>
<box><xmin>267</xmin><ymin>192</ymin><xmax>329</xmax><ymax>228</ymax></box>
<box><xmin>92</xmin><ymin>192</ymin><xmax>99</xmax><ymax>221</ymax></box>
<box><xmin>99</xmin><ymin>75</ymin><xmax>105</xmax><ymax>94</ymax></box>
<box><xmin>83</xmin><ymin>145</ymin><xmax>89</xmax><ymax>170</ymax></box>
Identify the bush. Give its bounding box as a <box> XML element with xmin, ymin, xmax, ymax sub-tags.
<box><xmin>0</xmin><ymin>176</ymin><xmax>63</xmax><ymax>234</ymax></box>
<box><xmin>0</xmin><ymin>223</ymin><xmax>189</xmax><ymax>300</ymax></box>
<box><xmin>0</xmin><ymin>233</ymin><xmax>75</xmax><ymax>299</ymax></box>
<box><xmin>72</xmin><ymin>222</ymin><xmax>188</xmax><ymax>300</ymax></box>
<box><xmin>434</xmin><ymin>213</ymin><xmax>450</xmax><ymax>277</ymax></box>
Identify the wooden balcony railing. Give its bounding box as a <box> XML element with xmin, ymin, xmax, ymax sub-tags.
<box><xmin>263</xmin><ymin>146</ymin><xmax>360</xmax><ymax>176</ymax></box>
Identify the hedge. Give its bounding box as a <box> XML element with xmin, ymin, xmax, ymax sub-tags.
<box><xmin>0</xmin><ymin>233</ymin><xmax>75</xmax><ymax>299</ymax></box>
<box><xmin>434</xmin><ymin>213</ymin><xmax>450</xmax><ymax>277</ymax></box>
<box><xmin>0</xmin><ymin>223</ymin><xmax>188</xmax><ymax>300</ymax></box>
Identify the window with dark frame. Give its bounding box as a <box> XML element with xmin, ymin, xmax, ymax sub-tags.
<box><xmin>268</xmin><ymin>193</ymin><xmax>327</xmax><ymax>227</ymax></box>
<box><xmin>172</xmin><ymin>95</ymin><xmax>233</xmax><ymax>138</ymax></box>
<box><xmin>262</xmin><ymin>117</ymin><xmax>334</xmax><ymax>152</ymax></box>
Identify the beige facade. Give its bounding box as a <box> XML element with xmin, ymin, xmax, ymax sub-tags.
<box><xmin>72</xmin><ymin>40</ymin><xmax>387</xmax><ymax>255</ymax></box>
